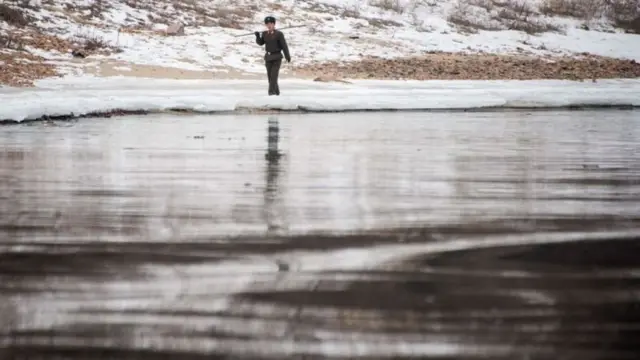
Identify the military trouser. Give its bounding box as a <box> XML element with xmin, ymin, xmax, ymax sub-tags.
<box><xmin>265</xmin><ymin>59</ymin><xmax>282</xmax><ymax>96</ymax></box>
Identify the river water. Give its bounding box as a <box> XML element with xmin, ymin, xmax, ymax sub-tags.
<box><xmin>1</xmin><ymin>110</ymin><xmax>639</xmax><ymax>359</ymax></box>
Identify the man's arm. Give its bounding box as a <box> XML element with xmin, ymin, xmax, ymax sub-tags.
<box><xmin>278</xmin><ymin>31</ymin><xmax>291</xmax><ymax>62</ymax></box>
<box><xmin>255</xmin><ymin>31</ymin><xmax>265</xmax><ymax>45</ymax></box>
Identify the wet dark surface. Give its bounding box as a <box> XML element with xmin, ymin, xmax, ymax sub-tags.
<box><xmin>1</xmin><ymin>110</ymin><xmax>639</xmax><ymax>359</ymax></box>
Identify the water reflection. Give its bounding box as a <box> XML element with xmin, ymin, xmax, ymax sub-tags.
<box><xmin>0</xmin><ymin>110</ymin><xmax>639</xmax><ymax>359</ymax></box>
<box><xmin>264</xmin><ymin>116</ymin><xmax>286</xmax><ymax>235</ymax></box>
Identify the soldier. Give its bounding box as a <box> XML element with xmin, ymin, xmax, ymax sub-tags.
<box><xmin>255</xmin><ymin>16</ymin><xmax>291</xmax><ymax>96</ymax></box>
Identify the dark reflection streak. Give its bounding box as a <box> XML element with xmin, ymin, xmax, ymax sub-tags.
<box><xmin>262</xmin><ymin>117</ymin><xmax>314</xmax><ymax>343</ymax></box>
<box><xmin>264</xmin><ymin>116</ymin><xmax>285</xmax><ymax>235</ymax></box>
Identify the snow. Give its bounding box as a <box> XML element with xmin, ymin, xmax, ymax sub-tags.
<box><xmin>2</xmin><ymin>76</ymin><xmax>639</xmax><ymax>122</ymax></box>
<box><xmin>4</xmin><ymin>0</ymin><xmax>640</xmax><ymax>76</ymax></box>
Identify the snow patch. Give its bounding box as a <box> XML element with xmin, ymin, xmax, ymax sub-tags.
<box><xmin>112</xmin><ymin>66</ymin><xmax>132</xmax><ymax>71</ymax></box>
<box><xmin>1</xmin><ymin>76</ymin><xmax>639</xmax><ymax>122</ymax></box>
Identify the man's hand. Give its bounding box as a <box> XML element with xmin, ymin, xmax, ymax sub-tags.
<box><xmin>254</xmin><ymin>31</ymin><xmax>260</xmax><ymax>38</ymax></box>
<box><xmin>286</xmin><ymin>57</ymin><xmax>291</xmax><ymax>63</ymax></box>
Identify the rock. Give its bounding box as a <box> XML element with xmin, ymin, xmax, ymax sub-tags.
<box><xmin>275</xmin><ymin>260</ymin><xmax>290</xmax><ymax>272</ymax></box>
<box><xmin>313</xmin><ymin>76</ymin><xmax>352</xmax><ymax>84</ymax></box>
<box><xmin>166</xmin><ymin>22</ymin><xmax>185</xmax><ymax>36</ymax></box>
<box><xmin>71</xmin><ymin>49</ymin><xmax>86</xmax><ymax>58</ymax></box>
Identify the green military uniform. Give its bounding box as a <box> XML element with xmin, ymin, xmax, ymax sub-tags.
<box><xmin>255</xmin><ymin>16</ymin><xmax>291</xmax><ymax>96</ymax></box>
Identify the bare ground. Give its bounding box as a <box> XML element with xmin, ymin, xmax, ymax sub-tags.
<box><xmin>3</xmin><ymin>51</ymin><xmax>640</xmax><ymax>87</ymax></box>
<box><xmin>81</xmin><ymin>60</ymin><xmax>263</xmax><ymax>80</ymax></box>
<box><xmin>293</xmin><ymin>52</ymin><xmax>640</xmax><ymax>81</ymax></box>
<box><xmin>0</xmin><ymin>51</ymin><xmax>58</xmax><ymax>87</ymax></box>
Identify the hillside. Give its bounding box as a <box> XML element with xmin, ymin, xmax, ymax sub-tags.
<box><xmin>1</xmin><ymin>0</ymin><xmax>640</xmax><ymax>86</ymax></box>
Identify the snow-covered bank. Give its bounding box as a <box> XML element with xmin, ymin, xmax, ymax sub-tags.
<box><xmin>2</xmin><ymin>0</ymin><xmax>640</xmax><ymax>88</ymax></box>
<box><xmin>2</xmin><ymin>76</ymin><xmax>640</xmax><ymax>122</ymax></box>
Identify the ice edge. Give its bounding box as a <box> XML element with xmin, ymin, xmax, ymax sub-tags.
<box><xmin>2</xmin><ymin>78</ymin><xmax>639</xmax><ymax>123</ymax></box>
<box><xmin>1</xmin><ymin>104</ymin><xmax>639</xmax><ymax>124</ymax></box>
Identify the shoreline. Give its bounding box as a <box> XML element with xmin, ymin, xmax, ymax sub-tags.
<box><xmin>2</xmin><ymin>76</ymin><xmax>639</xmax><ymax>123</ymax></box>
<box><xmin>2</xmin><ymin>104</ymin><xmax>638</xmax><ymax>125</ymax></box>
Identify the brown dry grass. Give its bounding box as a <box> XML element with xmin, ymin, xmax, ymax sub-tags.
<box><xmin>539</xmin><ymin>0</ymin><xmax>607</xmax><ymax>20</ymax></box>
<box><xmin>0</xmin><ymin>51</ymin><xmax>58</xmax><ymax>87</ymax></box>
<box><xmin>268</xmin><ymin>3</ymin><xmax>286</xmax><ymax>11</ymax></box>
<box><xmin>22</xmin><ymin>31</ymin><xmax>73</xmax><ymax>52</ymax></box>
<box><xmin>211</xmin><ymin>7</ymin><xmax>253</xmax><ymax>19</ymax></box>
<box><xmin>72</xmin><ymin>33</ymin><xmax>122</xmax><ymax>55</ymax></box>
<box><xmin>498</xmin><ymin>1</ymin><xmax>562</xmax><ymax>34</ymax></box>
<box><xmin>210</xmin><ymin>7</ymin><xmax>255</xmax><ymax>29</ymax></box>
<box><xmin>90</xmin><ymin>0</ymin><xmax>106</xmax><ymax>18</ymax></box>
<box><xmin>0</xmin><ymin>3</ymin><xmax>29</xmax><ymax>27</ymax></box>
<box><xmin>447</xmin><ymin>0</ymin><xmax>638</xmax><ymax>34</ymax></box>
<box><xmin>448</xmin><ymin>2</ymin><xmax>502</xmax><ymax>32</ymax></box>
<box><xmin>447</xmin><ymin>0</ymin><xmax>501</xmax><ymax>32</ymax></box>
<box><xmin>118</xmin><ymin>25</ymin><xmax>152</xmax><ymax>34</ymax></box>
<box><xmin>79</xmin><ymin>35</ymin><xmax>110</xmax><ymax>51</ymax></box>
<box><xmin>616</xmin><ymin>16</ymin><xmax>640</xmax><ymax>33</ymax></box>
<box><xmin>607</xmin><ymin>0</ymin><xmax>640</xmax><ymax>33</ymax></box>
<box><xmin>539</xmin><ymin>0</ymin><xmax>639</xmax><ymax>32</ymax></box>
<box><xmin>305</xmin><ymin>2</ymin><xmax>403</xmax><ymax>28</ymax></box>
<box><xmin>212</xmin><ymin>9</ymin><xmax>244</xmax><ymax>29</ymax></box>
<box><xmin>368</xmin><ymin>0</ymin><xmax>405</xmax><ymax>13</ymax></box>
<box><xmin>448</xmin><ymin>0</ymin><xmax>562</xmax><ymax>34</ymax></box>
<box><xmin>368</xmin><ymin>17</ymin><xmax>404</xmax><ymax>27</ymax></box>
<box><xmin>294</xmin><ymin>53</ymin><xmax>640</xmax><ymax>81</ymax></box>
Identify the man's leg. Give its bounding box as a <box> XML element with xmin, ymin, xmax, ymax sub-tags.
<box><xmin>265</xmin><ymin>61</ymin><xmax>273</xmax><ymax>95</ymax></box>
<box><xmin>271</xmin><ymin>59</ymin><xmax>282</xmax><ymax>95</ymax></box>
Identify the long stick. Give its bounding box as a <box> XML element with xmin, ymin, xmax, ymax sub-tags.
<box><xmin>234</xmin><ymin>24</ymin><xmax>307</xmax><ymax>37</ymax></box>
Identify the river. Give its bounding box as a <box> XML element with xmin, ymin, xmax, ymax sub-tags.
<box><xmin>1</xmin><ymin>110</ymin><xmax>639</xmax><ymax>359</ymax></box>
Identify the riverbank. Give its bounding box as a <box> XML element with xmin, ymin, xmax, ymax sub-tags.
<box><xmin>3</xmin><ymin>52</ymin><xmax>640</xmax><ymax>88</ymax></box>
<box><xmin>3</xmin><ymin>0</ymin><xmax>640</xmax><ymax>87</ymax></box>
<box><xmin>2</xmin><ymin>76</ymin><xmax>639</xmax><ymax>123</ymax></box>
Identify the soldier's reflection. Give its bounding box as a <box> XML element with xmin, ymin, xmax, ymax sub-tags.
<box><xmin>264</xmin><ymin>116</ymin><xmax>286</xmax><ymax>234</ymax></box>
